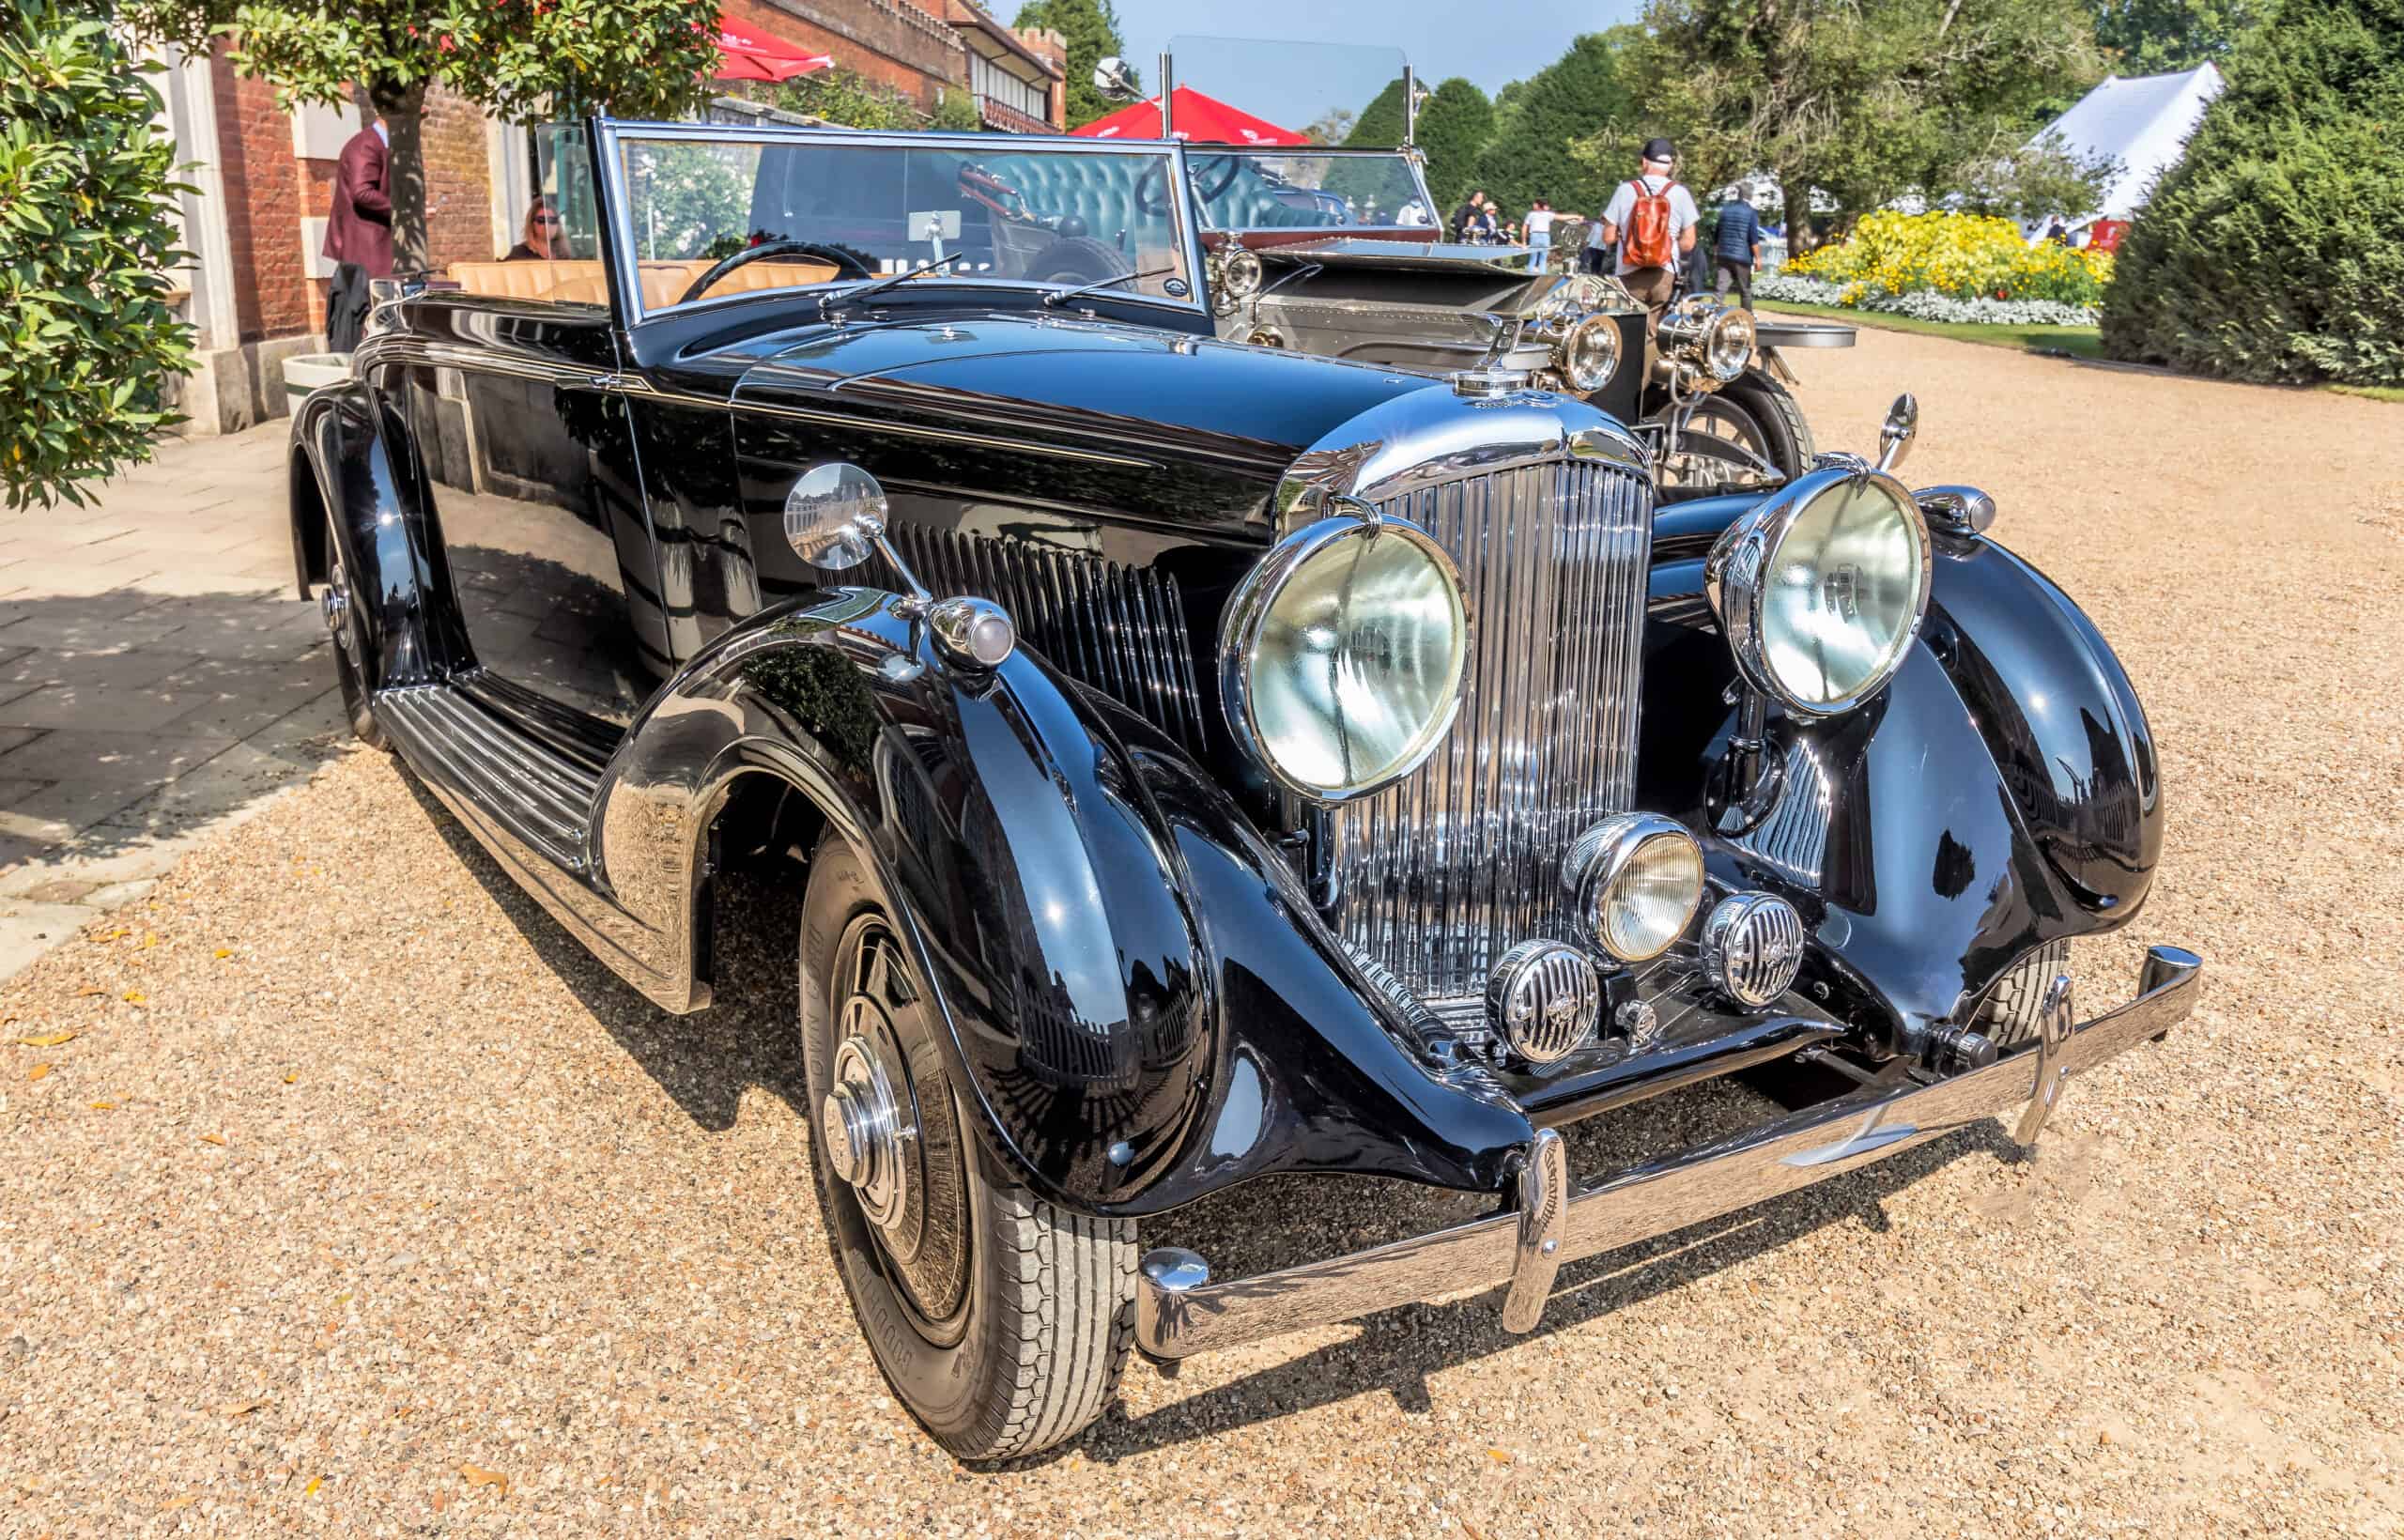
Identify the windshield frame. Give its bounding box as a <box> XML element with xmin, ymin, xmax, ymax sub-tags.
<box><xmin>1185</xmin><ymin>145</ymin><xmax>1440</xmax><ymax>235</ymax></box>
<box><xmin>593</xmin><ymin>118</ymin><xmax>1211</xmax><ymax>327</ymax></box>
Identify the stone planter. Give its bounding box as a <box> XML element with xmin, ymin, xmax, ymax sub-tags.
<box><xmin>282</xmin><ymin>352</ymin><xmax>352</xmax><ymax>404</ymax></box>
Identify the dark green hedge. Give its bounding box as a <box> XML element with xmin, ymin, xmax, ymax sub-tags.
<box><xmin>2100</xmin><ymin>0</ymin><xmax>2404</xmax><ymax>386</ymax></box>
<box><xmin>0</xmin><ymin>0</ymin><xmax>193</xmax><ymax>508</ymax></box>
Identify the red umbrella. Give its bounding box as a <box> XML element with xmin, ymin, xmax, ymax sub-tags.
<box><xmin>715</xmin><ymin>26</ymin><xmax>833</xmax><ymax>83</ymax></box>
<box><xmin>1071</xmin><ymin>85</ymin><xmax>1309</xmax><ymax>146</ymax></box>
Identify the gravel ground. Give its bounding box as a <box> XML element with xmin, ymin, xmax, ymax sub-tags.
<box><xmin>5</xmin><ymin>331</ymin><xmax>2401</xmax><ymax>1537</ymax></box>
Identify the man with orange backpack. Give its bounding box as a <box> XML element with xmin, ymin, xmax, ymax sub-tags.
<box><xmin>1597</xmin><ymin>136</ymin><xmax>1701</xmax><ymax>322</ymax></box>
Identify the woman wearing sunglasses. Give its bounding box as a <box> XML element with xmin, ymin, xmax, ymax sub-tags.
<box><xmin>503</xmin><ymin>198</ymin><xmax>569</xmax><ymax>261</ymax></box>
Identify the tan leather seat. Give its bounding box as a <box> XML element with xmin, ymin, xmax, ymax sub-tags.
<box><xmin>447</xmin><ymin>257</ymin><xmax>839</xmax><ymax>309</ymax></box>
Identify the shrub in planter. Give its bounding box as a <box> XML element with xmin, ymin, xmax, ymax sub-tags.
<box><xmin>2101</xmin><ymin>0</ymin><xmax>2404</xmax><ymax>387</ymax></box>
<box><xmin>0</xmin><ymin>0</ymin><xmax>193</xmax><ymax>509</ymax></box>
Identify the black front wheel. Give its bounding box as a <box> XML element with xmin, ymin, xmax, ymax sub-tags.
<box><xmin>797</xmin><ymin>833</ymin><xmax>1136</xmax><ymax>1461</ymax></box>
<box><xmin>1649</xmin><ymin>368</ymin><xmax>1816</xmax><ymax>494</ymax></box>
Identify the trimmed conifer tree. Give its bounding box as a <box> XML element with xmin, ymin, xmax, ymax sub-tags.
<box><xmin>2100</xmin><ymin>0</ymin><xmax>2404</xmax><ymax>386</ymax></box>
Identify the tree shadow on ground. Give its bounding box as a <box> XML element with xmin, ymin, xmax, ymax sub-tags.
<box><xmin>391</xmin><ymin>765</ymin><xmax>2035</xmax><ymax>1470</ymax></box>
<box><xmin>0</xmin><ymin>586</ymin><xmax>349</xmax><ymax>879</ymax></box>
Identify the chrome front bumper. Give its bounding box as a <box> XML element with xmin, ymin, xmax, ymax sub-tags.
<box><xmin>1136</xmin><ymin>945</ymin><xmax>2202</xmax><ymax>1360</ymax></box>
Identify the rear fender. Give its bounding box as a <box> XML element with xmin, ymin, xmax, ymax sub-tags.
<box><xmin>597</xmin><ymin>589</ymin><xmax>1532</xmax><ymax>1216</ymax></box>
<box><xmin>288</xmin><ymin>380</ymin><xmax>468</xmax><ymax>689</ymax></box>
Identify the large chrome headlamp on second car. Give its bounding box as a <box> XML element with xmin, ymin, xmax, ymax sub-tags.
<box><xmin>1220</xmin><ymin>501</ymin><xmax>1470</xmax><ymax>803</ymax></box>
<box><xmin>1524</xmin><ymin>278</ymin><xmax>1623</xmax><ymax>395</ymax></box>
<box><xmin>1656</xmin><ymin>295</ymin><xmax>1757</xmax><ymax>393</ymax></box>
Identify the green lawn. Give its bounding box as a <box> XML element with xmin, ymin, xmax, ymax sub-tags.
<box><xmin>1758</xmin><ymin>299</ymin><xmax>2105</xmax><ymax>360</ymax></box>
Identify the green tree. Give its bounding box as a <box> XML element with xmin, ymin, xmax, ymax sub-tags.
<box><xmin>2090</xmin><ymin>0</ymin><xmax>2258</xmax><ymax>71</ymax></box>
<box><xmin>1011</xmin><ymin>0</ymin><xmax>1133</xmax><ymax>130</ymax></box>
<box><xmin>1</xmin><ymin>0</ymin><xmax>193</xmax><ymax>508</ymax></box>
<box><xmin>123</xmin><ymin>0</ymin><xmax>718</xmax><ymax>273</ymax></box>
<box><xmin>1413</xmin><ymin>76</ymin><xmax>1492</xmax><ymax>212</ymax></box>
<box><xmin>771</xmin><ymin>66</ymin><xmax>928</xmax><ymax>131</ymax></box>
<box><xmin>2101</xmin><ymin>0</ymin><xmax>2404</xmax><ymax>385</ymax></box>
<box><xmin>1472</xmin><ymin>29</ymin><xmax>1636</xmax><ymax>223</ymax></box>
<box><xmin>1343</xmin><ymin>76</ymin><xmax>1407</xmax><ymax>147</ymax></box>
<box><xmin>1610</xmin><ymin>0</ymin><xmax>2106</xmax><ymax>245</ymax></box>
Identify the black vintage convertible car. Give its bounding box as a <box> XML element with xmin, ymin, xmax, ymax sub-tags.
<box><xmin>292</xmin><ymin>119</ymin><xmax>2199</xmax><ymax>1460</ymax></box>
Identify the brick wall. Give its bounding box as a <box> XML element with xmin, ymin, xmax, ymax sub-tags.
<box><xmin>210</xmin><ymin>52</ymin><xmax>315</xmax><ymax>344</ymax></box>
<box><xmin>423</xmin><ymin>85</ymin><xmax>501</xmax><ymax>271</ymax></box>
<box><xmin>730</xmin><ymin>0</ymin><xmax>967</xmax><ymax>110</ymax></box>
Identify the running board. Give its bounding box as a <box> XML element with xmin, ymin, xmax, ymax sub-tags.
<box><xmin>378</xmin><ymin>685</ymin><xmax>601</xmax><ymax>870</ymax></box>
<box><xmin>373</xmin><ymin>682</ymin><xmax>703</xmax><ymax>1012</ymax></box>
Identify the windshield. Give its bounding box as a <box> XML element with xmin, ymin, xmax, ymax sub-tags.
<box><xmin>1188</xmin><ymin>150</ymin><xmax>1433</xmax><ymax>231</ymax></box>
<box><xmin>608</xmin><ymin>129</ymin><xmax>1197</xmax><ymax>318</ymax></box>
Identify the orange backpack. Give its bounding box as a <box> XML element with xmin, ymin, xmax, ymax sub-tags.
<box><xmin>1623</xmin><ymin>178</ymin><xmax>1679</xmax><ymax>270</ymax></box>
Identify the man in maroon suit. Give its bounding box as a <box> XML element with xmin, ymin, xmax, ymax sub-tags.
<box><xmin>323</xmin><ymin>113</ymin><xmax>392</xmax><ymax>352</ymax></box>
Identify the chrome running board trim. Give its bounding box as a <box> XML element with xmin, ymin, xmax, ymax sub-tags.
<box><xmin>1135</xmin><ymin>946</ymin><xmax>2202</xmax><ymax>1360</ymax></box>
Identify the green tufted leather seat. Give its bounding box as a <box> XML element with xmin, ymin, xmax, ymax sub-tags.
<box><xmin>973</xmin><ymin>153</ymin><xmax>1155</xmax><ymax>239</ymax></box>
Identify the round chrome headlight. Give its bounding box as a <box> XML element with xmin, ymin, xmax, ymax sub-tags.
<box><xmin>1218</xmin><ymin>244</ymin><xmax>1263</xmax><ymax>300</ymax></box>
<box><xmin>1705</xmin><ymin>467</ymin><xmax>1934</xmax><ymax>716</ymax></box>
<box><xmin>1556</xmin><ymin>313</ymin><xmax>1622</xmax><ymax>393</ymax></box>
<box><xmin>1562</xmin><ymin>813</ymin><xmax>1705</xmax><ymax>962</ymax></box>
<box><xmin>1659</xmin><ymin>299</ymin><xmax>1757</xmax><ymax>384</ymax></box>
<box><xmin>1222</xmin><ymin>511</ymin><xmax>1469</xmax><ymax>802</ymax></box>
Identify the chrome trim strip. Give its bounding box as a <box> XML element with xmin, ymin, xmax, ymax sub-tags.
<box><xmin>1134</xmin><ymin>946</ymin><xmax>2203</xmax><ymax>1360</ymax></box>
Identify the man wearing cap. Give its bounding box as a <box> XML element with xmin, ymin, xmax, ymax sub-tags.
<box><xmin>1598</xmin><ymin>136</ymin><xmax>1701</xmax><ymax>321</ymax></box>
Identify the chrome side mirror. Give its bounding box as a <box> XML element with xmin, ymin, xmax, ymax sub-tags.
<box><xmin>1876</xmin><ymin>393</ymin><xmax>1918</xmax><ymax>472</ymax></box>
<box><xmin>784</xmin><ymin>461</ymin><xmax>889</xmax><ymax>572</ymax></box>
<box><xmin>1094</xmin><ymin>55</ymin><xmax>1141</xmax><ymax>102</ymax></box>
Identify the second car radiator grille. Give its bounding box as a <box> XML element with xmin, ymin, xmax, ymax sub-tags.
<box><xmin>1329</xmin><ymin>457</ymin><xmax>1654</xmax><ymax>1005</ymax></box>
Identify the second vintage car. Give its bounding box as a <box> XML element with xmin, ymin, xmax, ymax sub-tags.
<box><xmin>293</xmin><ymin>117</ymin><xmax>2198</xmax><ymax>1461</ymax></box>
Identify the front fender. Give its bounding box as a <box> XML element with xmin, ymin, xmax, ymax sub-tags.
<box><xmin>597</xmin><ymin>590</ymin><xmax>1531</xmax><ymax>1216</ymax></box>
<box><xmin>1643</xmin><ymin>519</ymin><xmax>2165</xmax><ymax>1047</ymax></box>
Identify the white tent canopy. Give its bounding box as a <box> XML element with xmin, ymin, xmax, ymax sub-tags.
<box><xmin>2027</xmin><ymin>63</ymin><xmax>2225</xmax><ymax>234</ymax></box>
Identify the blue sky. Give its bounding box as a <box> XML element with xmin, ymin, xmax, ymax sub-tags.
<box><xmin>1103</xmin><ymin>3</ymin><xmax>1641</xmax><ymax>133</ymax></box>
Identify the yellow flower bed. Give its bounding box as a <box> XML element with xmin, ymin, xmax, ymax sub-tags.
<box><xmin>1786</xmin><ymin>210</ymin><xmax>2114</xmax><ymax>306</ymax></box>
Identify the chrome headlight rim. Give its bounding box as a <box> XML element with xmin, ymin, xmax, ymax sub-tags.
<box><xmin>1704</xmin><ymin>466</ymin><xmax>1935</xmax><ymax>718</ymax></box>
<box><xmin>1218</xmin><ymin>243</ymin><xmax>1263</xmax><ymax>299</ymax></box>
<box><xmin>1555</xmin><ymin>312</ymin><xmax>1622</xmax><ymax>393</ymax></box>
<box><xmin>1561</xmin><ymin>812</ymin><xmax>1706</xmax><ymax>963</ymax></box>
<box><xmin>1219</xmin><ymin>509</ymin><xmax>1471</xmax><ymax>806</ymax></box>
<box><xmin>1659</xmin><ymin>297</ymin><xmax>1757</xmax><ymax>385</ymax></box>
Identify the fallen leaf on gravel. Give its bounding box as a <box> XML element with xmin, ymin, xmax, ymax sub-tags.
<box><xmin>304</xmin><ymin>1477</ymin><xmax>321</xmax><ymax>1496</ymax></box>
<box><xmin>89</xmin><ymin>1101</ymin><xmax>115</xmax><ymax>1111</ymax></box>
<box><xmin>283</xmin><ymin>1072</ymin><xmax>297</xmax><ymax>1084</ymax></box>
<box><xmin>27</xmin><ymin>1064</ymin><xmax>49</xmax><ymax>1081</ymax></box>
<box><xmin>18</xmin><ymin>1032</ymin><xmax>75</xmax><ymax>1047</ymax></box>
<box><xmin>199</xmin><ymin>1134</ymin><xmax>226</xmax><ymax>1147</ymax></box>
<box><xmin>123</xmin><ymin>993</ymin><xmax>146</xmax><ymax>1007</ymax></box>
<box><xmin>460</xmin><ymin>1464</ymin><xmax>509</xmax><ymax>1496</ymax></box>
<box><xmin>214</xmin><ymin>948</ymin><xmax>232</xmax><ymax>959</ymax></box>
<box><xmin>162</xmin><ymin>1493</ymin><xmax>196</xmax><ymax>1510</ymax></box>
<box><xmin>76</xmin><ymin>986</ymin><xmax>104</xmax><ymax>996</ymax></box>
<box><xmin>221</xmin><ymin>1399</ymin><xmax>267</xmax><ymax>1417</ymax></box>
<box><xmin>1487</xmin><ymin>1448</ymin><xmax>1511</xmax><ymax>1464</ymax></box>
<box><xmin>433</xmin><ymin>1490</ymin><xmax>452</xmax><ymax>1514</ymax></box>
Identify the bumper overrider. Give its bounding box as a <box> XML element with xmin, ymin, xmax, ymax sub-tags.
<box><xmin>1136</xmin><ymin>946</ymin><xmax>2201</xmax><ymax>1360</ymax></box>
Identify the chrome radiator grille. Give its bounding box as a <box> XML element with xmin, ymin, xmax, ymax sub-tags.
<box><xmin>882</xmin><ymin>524</ymin><xmax>1208</xmax><ymax>751</ymax></box>
<box><xmin>1329</xmin><ymin>458</ymin><xmax>1654</xmax><ymax>1004</ymax></box>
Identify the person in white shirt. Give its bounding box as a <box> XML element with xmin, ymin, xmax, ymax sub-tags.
<box><xmin>1523</xmin><ymin>199</ymin><xmax>1555</xmax><ymax>265</ymax></box>
<box><xmin>1598</xmin><ymin>136</ymin><xmax>1702</xmax><ymax>320</ymax></box>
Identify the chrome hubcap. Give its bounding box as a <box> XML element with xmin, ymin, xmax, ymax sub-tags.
<box><xmin>321</xmin><ymin>562</ymin><xmax>352</xmax><ymax>654</ymax></box>
<box><xmin>822</xmin><ymin>1034</ymin><xmax>912</xmax><ymax>1229</ymax></box>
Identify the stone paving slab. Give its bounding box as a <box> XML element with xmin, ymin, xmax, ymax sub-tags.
<box><xmin>0</xmin><ymin>424</ymin><xmax>354</xmax><ymax>978</ymax></box>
